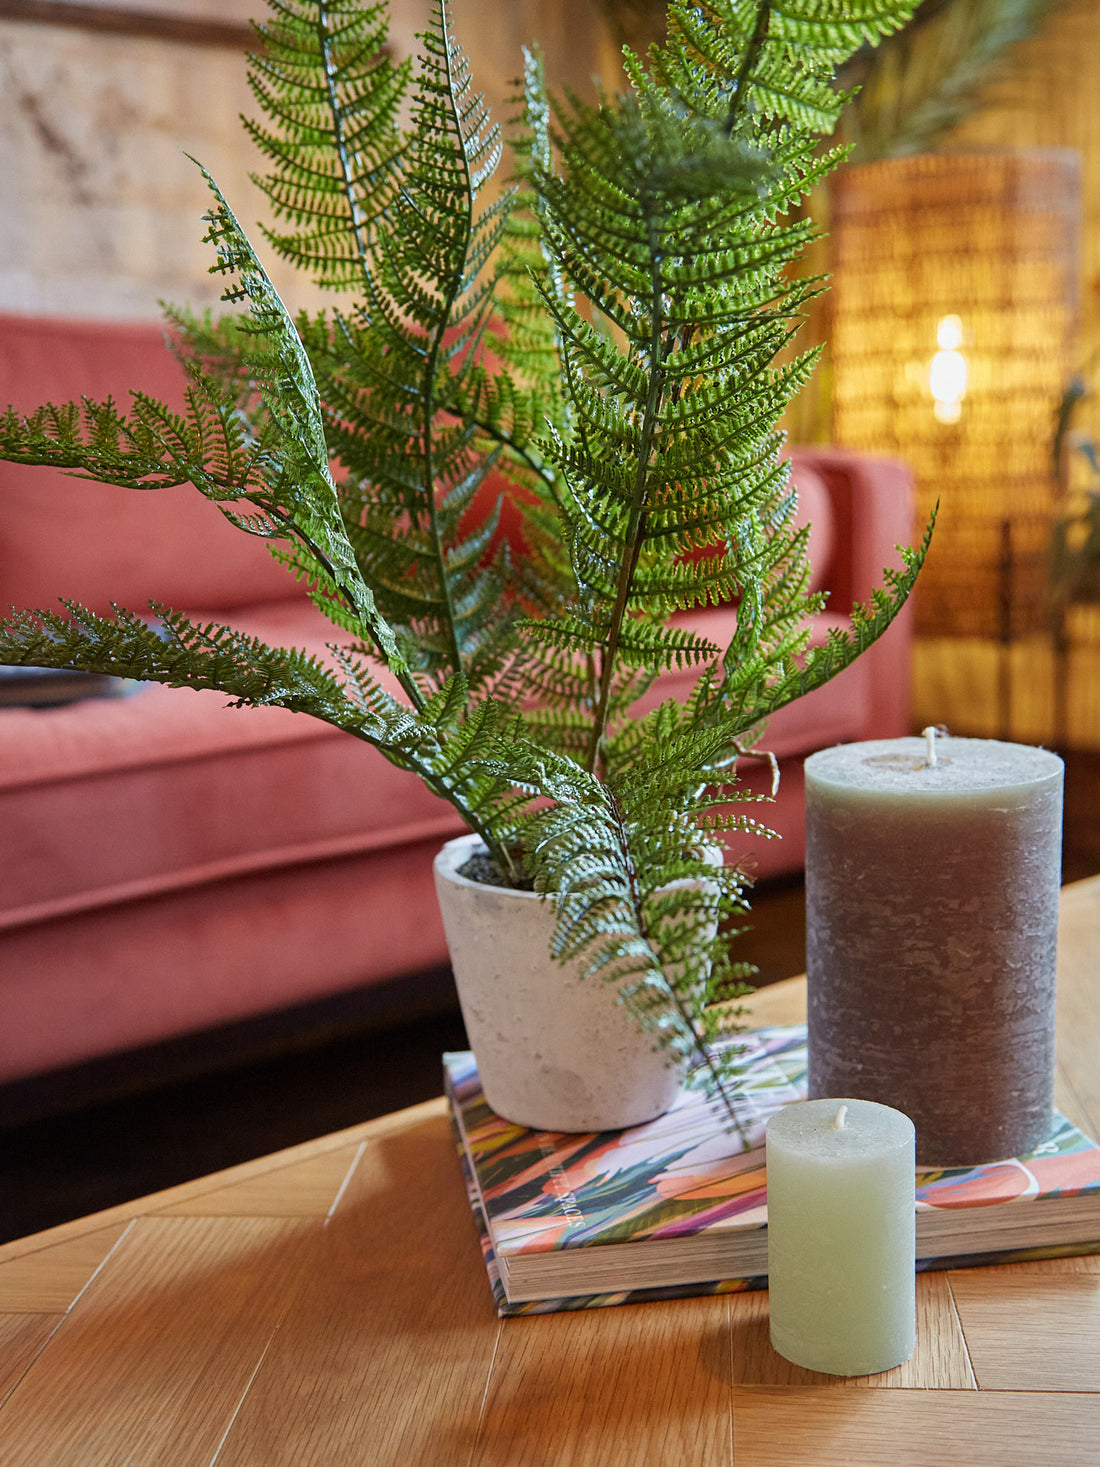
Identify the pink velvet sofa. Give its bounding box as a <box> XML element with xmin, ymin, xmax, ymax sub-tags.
<box><xmin>0</xmin><ymin>315</ymin><xmax>915</xmax><ymax>1085</ymax></box>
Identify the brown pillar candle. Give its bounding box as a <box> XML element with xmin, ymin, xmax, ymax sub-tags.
<box><xmin>805</xmin><ymin>733</ymin><xmax>1064</xmax><ymax>1166</ymax></box>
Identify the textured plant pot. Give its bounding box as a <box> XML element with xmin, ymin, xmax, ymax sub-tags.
<box><xmin>433</xmin><ymin>833</ymin><xmax>692</xmax><ymax>1132</ymax></box>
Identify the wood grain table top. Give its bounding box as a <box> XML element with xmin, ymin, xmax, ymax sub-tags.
<box><xmin>2</xmin><ymin>877</ymin><xmax>1098</xmax><ymax>1466</ymax></box>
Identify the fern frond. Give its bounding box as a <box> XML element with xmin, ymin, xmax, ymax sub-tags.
<box><xmin>245</xmin><ymin>0</ymin><xmax>409</xmax><ymax>289</ymax></box>
<box><xmin>277</xmin><ymin>2</ymin><xmax>572</xmax><ymax>703</ymax></box>
<box><xmin>656</xmin><ymin>0</ymin><xmax>914</xmax><ymax>139</ymax></box>
<box><xmin>194</xmin><ymin>160</ymin><xmax>420</xmax><ymax>698</ymax></box>
<box><xmin>518</xmin><ymin>2</ymin><xmax>880</xmax><ymax>777</ymax></box>
<box><xmin>740</xmin><ymin>517</ymin><xmax>934</xmax><ymax>727</ymax></box>
<box><xmin>0</xmin><ymin>601</ymin><xmax>421</xmax><ymax>742</ymax></box>
<box><xmin>839</xmin><ymin>0</ymin><xmax>1061</xmax><ymax>162</ymax></box>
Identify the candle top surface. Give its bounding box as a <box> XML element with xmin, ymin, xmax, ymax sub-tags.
<box><xmin>805</xmin><ymin>737</ymin><xmax>1063</xmax><ymax>798</ymax></box>
<box><xmin>767</xmin><ymin>1098</ymin><xmax>915</xmax><ymax>1159</ymax></box>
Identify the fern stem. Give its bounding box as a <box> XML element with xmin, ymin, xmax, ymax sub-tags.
<box><xmin>583</xmin><ymin>220</ymin><xmax>667</xmax><ymax>776</ymax></box>
<box><xmin>725</xmin><ymin>0</ymin><xmax>772</xmax><ymax>136</ymax></box>
<box><xmin>421</xmin><ymin>0</ymin><xmax>475</xmax><ymax>682</ymax></box>
<box><xmin>316</xmin><ymin>0</ymin><xmax>371</xmax><ymax>281</ymax></box>
<box><xmin>410</xmin><ymin>758</ymin><xmax>520</xmax><ymax>879</ymax></box>
<box><xmin>268</xmin><ymin>505</ymin><xmax>429</xmax><ymax>714</ymax></box>
<box><xmin>606</xmin><ymin>787</ymin><xmax>748</xmax><ymax>1136</ymax></box>
<box><xmin>465</xmin><ymin>414</ymin><xmax>555</xmax><ymax>490</ymax></box>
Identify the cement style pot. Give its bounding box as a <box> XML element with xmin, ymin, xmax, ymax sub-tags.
<box><xmin>433</xmin><ymin>833</ymin><xmax>693</xmax><ymax>1132</ymax></box>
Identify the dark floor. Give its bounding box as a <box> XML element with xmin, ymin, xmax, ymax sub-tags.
<box><xmin>2</xmin><ymin>749</ymin><xmax>1098</xmax><ymax>1246</ymax></box>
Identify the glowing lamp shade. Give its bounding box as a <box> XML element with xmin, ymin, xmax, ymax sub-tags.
<box><xmin>830</xmin><ymin>151</ymin><xmax>1080</xmax><ymax>640</ymax></box>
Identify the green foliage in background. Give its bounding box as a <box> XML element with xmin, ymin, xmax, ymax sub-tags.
<box><xmin>837</xmin><ymin>0</ymin><xmax>1064</xmax><ymax>160</ymax></box>
<box><xmin>599</xmin><ymin>0</ymin><xmax>1068</xmax><ymax>162</ymax></box>
<box><xmin>0</xmin><ymin>0</ymin><xmax>926</xmax><ymax>1112</ymax></box>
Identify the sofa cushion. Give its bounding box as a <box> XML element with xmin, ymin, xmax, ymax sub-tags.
<box><xmin>0</xmin><ymin>315</ymin><xmax>298</xmax><ymax>614</ymax></box>
<box><xmin>790</xmin><ymin>462</ymin><xmax>835</xmax><ymax>596</ymax></box>
<box><xmin>0</xmin><ymin>598</ymin><xmax>465</xmax><ymax>931</ymax></box>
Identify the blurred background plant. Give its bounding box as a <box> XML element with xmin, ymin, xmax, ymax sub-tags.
<box><xmin>1053</xmin><ymin>368</ymin><xmax>1100</xmax><ymax>610</ymax></box>
<box><xmin>1052</xmin><ymin>362</ymin><xmax>1100</xmax><ymax>740</ymax></box>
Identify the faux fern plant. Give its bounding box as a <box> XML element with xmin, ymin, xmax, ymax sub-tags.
<box><xmin>0</xmin><ymin>0</ymin><xmax>926</xmax><ymax>1113</ymax></box>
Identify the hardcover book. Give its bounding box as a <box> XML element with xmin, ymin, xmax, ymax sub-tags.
<box><xmin>444</xmin><ymin>1026</ymin><xmax>1100</xmax><ymax>1316</ymax></box>
<box><xmin>0</xmin><ymin>664</ymin><xmax>138</xmax><ymax>708</ymax></box>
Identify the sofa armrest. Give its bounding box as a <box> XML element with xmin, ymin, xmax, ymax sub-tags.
<box><xmin>788</xmin><ymin>446</ymin><xmax>916</xmax><ymax>614</ymax></box>
<box><xmin>790</xmin><ymin>446</ymin><xmax>917</xmax><ymax>738</ymax></box>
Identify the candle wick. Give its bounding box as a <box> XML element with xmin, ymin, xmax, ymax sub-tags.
<box><xmin>832</xmin><ymin>1105</ymin><xmax>848</xmax><ymax>1130</ymax></box>
<box><xmin>922</xmin><ymin>725</ymin><xmax>939</xmax><ymax>767</ymax></box>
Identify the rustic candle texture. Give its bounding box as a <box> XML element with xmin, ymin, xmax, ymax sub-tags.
<box><xmin>767</xmin><ymin>1097</ymin><xmax>916</xmax><ymax>1377</ymax></box>
<box><xmin>805</xmin><ymin>736</ymin><xmax>1064</xmax><ymax>1166</ymax></box>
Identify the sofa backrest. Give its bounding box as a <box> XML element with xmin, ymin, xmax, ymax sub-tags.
<box><xmin>1</xmin><ymin>315</ymin><xmax>847</xmax><ymax>624</ymax></box>
<box><xmin>784</xmin><ymin>458</ymin><xmax>835</xmax><ymax>596</ymax></box>
<box><xmin>0</xmin><ymin>316</ymin><xmax>299</xmax><ymax>616</ymax></box>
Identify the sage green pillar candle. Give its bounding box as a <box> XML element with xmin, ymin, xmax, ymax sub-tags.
<box><xmin>805</xmin><ymin>735</ymin><xmax>1063</xmax><ymax>1166</ymax></box>
<box><xmin>767</xmin><ymin>1097</ymin><xmax>916</xmax><ymax>1377</ymax></box>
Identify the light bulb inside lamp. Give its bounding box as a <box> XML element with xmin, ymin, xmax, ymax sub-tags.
<box><xmin>930</xmin><ymin>315</ymin><xmax>967</xmax><ymax>424</ymax></box>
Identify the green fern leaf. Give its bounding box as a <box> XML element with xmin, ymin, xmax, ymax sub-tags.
<box><xmin>246</xmin><ymin>0</ymin><xmax>410</xmax><ymax>289</ymax></box>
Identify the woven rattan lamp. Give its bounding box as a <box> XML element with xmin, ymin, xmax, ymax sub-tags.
<box><xmin>830</xmin><ymin>151</ymin><xmax>1080</xmax><ymax>661</ymax></box>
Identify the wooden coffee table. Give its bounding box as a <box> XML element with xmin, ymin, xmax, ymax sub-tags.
<box><xmin>1</xmin><ymin>879</ymin><xmax>1098</xmax><ymax>1466</ymax></box>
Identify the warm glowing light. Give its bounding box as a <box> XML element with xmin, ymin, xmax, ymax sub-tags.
<box><xmin>930</xmin><ymin>315</ymin><xmax>967</xmax><ymax>423</ymax></box>
<box><xmin>933</xmin><ymin>398</ymin><xmax>963</xmax><ymax>424</ymax></box>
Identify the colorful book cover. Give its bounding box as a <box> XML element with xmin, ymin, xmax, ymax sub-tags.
<box><xmin>445</xmin><ymin>1025</ymin><xmax>1100</xmax><ymax>1317</ymax></box>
